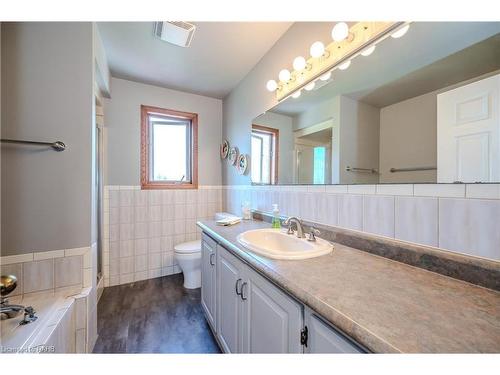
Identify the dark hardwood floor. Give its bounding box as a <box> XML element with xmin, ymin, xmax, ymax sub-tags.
<box><xmin>93</xmin><ymin>274</ymin><xmax>221</xmax><ymax>353</ymax></box>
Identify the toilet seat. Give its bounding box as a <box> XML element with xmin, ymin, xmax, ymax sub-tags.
<box><xmin>174</xmin><ymin>240</ymin><xmax>201</xmax><ymax>254</ymax></box>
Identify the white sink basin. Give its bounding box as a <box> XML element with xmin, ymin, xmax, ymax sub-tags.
<box><xmin>236</xmin><ymin>228</ymin><xmax>333</xmax><ymax>260</ymax></box>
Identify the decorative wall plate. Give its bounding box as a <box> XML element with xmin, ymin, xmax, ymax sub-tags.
<box><xmin>220</xmin><ymin>140</ymin><xmax>230</xmax><ymax>159</ymax></box>
<box><xmin>228</xmin><ymin>146</ymin><xmax>239</xmax><ymax>165</ymax></box>
<box><xmin>237</xmin><ymin>154</ymin><xmax>249</xmax><ymax>175</ymax></box>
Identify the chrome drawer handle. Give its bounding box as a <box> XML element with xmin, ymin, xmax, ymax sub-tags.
<box><xmin>235</xmin><ymin>278</ymin><xmax>242</xmax><ymax>296</ymax></box>
<box><xmin>240</xmin><ymin>282</ymin><xmax>248</xmax><ymax>301</ymax></box>
<box><xmin>209</xmin><ymin>253</ymin><xmax>215</xmax><ymax>266</ymax></box>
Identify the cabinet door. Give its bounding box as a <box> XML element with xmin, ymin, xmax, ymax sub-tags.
<box><xmin>305</xmin><ymin>308</ymin><xmax>363</xmax><ymax>353</ymax></box>
<box><xmin>201</xmin><ymin>234</ymin><xmax>217</xmax><ymax>331</ymax></box>
<box><xmin>217</xmin><ymin>246</ymin><xmax>244</xmax><ymax>353</ymax></box>
<box><xmin>241</xmin><ymin>267</ymin><xmax>303</xmax><ymax>353</ymax></box>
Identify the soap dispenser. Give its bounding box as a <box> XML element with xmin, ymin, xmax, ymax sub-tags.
<box><xmin>271</xmin><ymin>204</ymin><xmax>281</xmax><ymax>229</ymax></box>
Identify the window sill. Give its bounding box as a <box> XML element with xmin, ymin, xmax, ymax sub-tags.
<box><xmin>141</xmin><ymin>182</ymin><xmax>198</xmax><ymax>190</ymax></box>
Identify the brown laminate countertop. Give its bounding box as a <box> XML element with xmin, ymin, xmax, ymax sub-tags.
<box><xmin>197</xmin><ymin>219</ymin><xmax>500</xmax><ymax>353</ymax></box>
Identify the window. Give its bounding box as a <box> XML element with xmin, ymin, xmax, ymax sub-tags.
<box><xmin>251</xmin><ymin>125</ymin><xmax>279</xmax><ymax>184</ymax></box>
<box><xmin>141</xmin><ymin>105</ymin><xmax>198</xmax><ymax>189</ymax></box>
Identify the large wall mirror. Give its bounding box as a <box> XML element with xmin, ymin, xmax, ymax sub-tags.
<box><xmin>252</xmin><ymin>22</ymin><xmax>500</xmax><ymax>185</ymax></box>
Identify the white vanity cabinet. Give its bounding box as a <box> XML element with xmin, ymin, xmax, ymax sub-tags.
<box><xmin>216</xmin><ymin>245</ymin><xmax>245</xmax><ymax>353</ymax></box>
<box><xmin>215</xmin><ymin>244</ymin><xmax>302</xmax><ymax>353</ymax></box>
<box><xmin>240</xmin><ymin>265</ymin><xmax>303</xmax><ymax>353</ymax></box>
<box><xmin>304</xmin><ymin>307</ymin><xmax>363</xmax><ymax>353</ymax></box>
<box><xmin>201</xmin><ymin>234</ymin><xmax>217</xmax><ymax>332</ymax></box>
<box><xmin>201</xmin><ymin>232</ymin><xmax>365</xmax><ymax>354</ymax></box>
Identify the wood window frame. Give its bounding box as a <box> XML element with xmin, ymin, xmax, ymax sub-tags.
<box><xmin>141</xmin><ymin>105</ymin><xmax>198</xmax><ymax>190</ymax></box>
<box><xmin>251</xmin><ymin>124</ymin><xmax>279</xmax><ymax>184</ymax></box>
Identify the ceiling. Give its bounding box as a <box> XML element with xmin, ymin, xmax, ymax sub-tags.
<box><xmin>272</xmin><ymin>22</ymin><xmax>500</xmax><ymax>116</ymax></box>
<box><xmin>299</xmin><ymin>128</ymin><xmax>332</xmax><ymax>143</ymax></box>
<box><xmin>98</xmin><ymin>22</ymin><xmax>292</xmax><ymax>99</ymax></box>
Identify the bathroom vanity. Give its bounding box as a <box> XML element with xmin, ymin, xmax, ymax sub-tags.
<box><xmin>198</xmin><ymin>219</ymin><xmax>500</xmax><ymax>353</ymax></box>
<box><xmin>201</xmin><ymin>230</ymin><xmax>363</xmax><ymax>353</ymax></box>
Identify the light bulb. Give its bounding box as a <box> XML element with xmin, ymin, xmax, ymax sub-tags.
<box><xmin>320</xmin><ymin>71</ymin><xmax>332</xmax><ymax>81</ymax></box>
<box><xmin>293</xmin><ymin>56</ymin><xmax>307</xmax><ymax>71</ymax></box>
<box><xmin>361</xmin><ymin>45</ymin><xmax>376</xmax><ymax>56</ymax></box>
<box><xmin>292</xmin><ymin>91</ymin><xmax>301</xmax><ymax>99</ymax></box>
<box><xmin>305</xmin><ymin>82</ymin><xmax>315</xmax><ymax>91</ymax></box>
<box><xmin>391</xmin><ymin>24</ymin><xmax>410</xmax><ymax>39</ymax></box>
<box><xmin>310</xmin><ymin>41</ymin><xmax>325</xmax><ymax>58</ymax></box>
<box><xmin>278</xmin><ymin>69</ymin><xmax>291</xmax><ymax>83</ymax></box>
<box><xmin>266</xmin><ymin>79</ymin><xmax>278</xmax><ymax>92</ymax></box>
<box><xmin>331</xmin><ymin>22</ymin><xmax>349</xmax><ymax>42</ymax></box>
<box><xmin>338</xmin><ymin>60</ymin><xmax>351</xmax><ymax>70</ymax></box>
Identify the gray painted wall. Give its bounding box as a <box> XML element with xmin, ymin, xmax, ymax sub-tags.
<box><xmin>379</xmin><ymin>91</ymin><xmax>437</xmax><ymax>183</ymax></box>
<box><xmin>103</xmin><ymin>78</ymin><xmax>223</xmax><ymax>186</ymax></box>
<box><xmin>1</xmin><ymin>22</ymin><xmax>94</xmax><ymax>256</ymax></box>
<box><xmin>339</xmin><ymin>96</ymin><xmax>380</xmax><ymax>184</ymax></box>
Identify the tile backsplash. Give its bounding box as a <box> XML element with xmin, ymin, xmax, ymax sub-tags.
<box><xmin>0</xmin><ymin>246</ymin><xmax>93</xmax><ymax>298</ymax></box>
<box><xmin>224</xmin><ymin>184</ymin><xmax>500</xmax><ymax>261</ymax></box>
<box><xmin>103</xmin><ymin>185</ymin><xmax>223</xmax><ymax>287</ymax></box>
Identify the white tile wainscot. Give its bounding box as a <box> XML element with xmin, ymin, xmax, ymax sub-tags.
<box><xmin>0</xmin><ymin>246</ymin><xmax>93</xmax><ymax>298</ymax></box>
<box><xmin>223</xmin><ymin>184</ymin><xmax>500</xmax><ymax>261</ymax></box>
<box><xmin>102</xmin><ymin>185</ymin><xmax>223</xmax><ymax>287</ymax></box>
<box><xmin>0</xmin><ymin>244</ymin><xmax>98</xmax><ymax>353</ymax></box>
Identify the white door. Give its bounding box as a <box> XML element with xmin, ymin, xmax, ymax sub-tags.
<box><xmin>216</xmin><ymin>247</ymin><xmax>243</xmax><ymax>353</ymax></box>
<box><xmin>201</xmin><ymin>235</ymin><xmax>216</xmax><ymax>331</ymax></box>
<box><xmin>241</xmin><ymin>267</ymin><xmax>303</xmax><ymax>353</ymax></box>
<box><xmin>437</xmin><ymin>74</ymin><xmax>500</xmax><ymax>183</ymax></box>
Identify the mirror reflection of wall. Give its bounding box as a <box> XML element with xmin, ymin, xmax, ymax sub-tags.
<box><xmin>294</xmin><ymin>122</ymin><xmax>332</xmax><ymax>184</ymax></box>
<box><xmin>251</xmin><ymin>22</ymin><xmax>500</xmax><ymax>185</ymax></box>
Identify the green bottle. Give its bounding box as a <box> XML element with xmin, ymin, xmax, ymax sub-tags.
<box><xmin>271</xmin><ymin>204</ymin><xmax>281</xmax><ymax>229</ymax></box>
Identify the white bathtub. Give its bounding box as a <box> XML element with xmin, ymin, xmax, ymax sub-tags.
<box><xmin>1</xmin><ymin>294</ymin><xmax>75</xmax><ymax>353</ymax></box>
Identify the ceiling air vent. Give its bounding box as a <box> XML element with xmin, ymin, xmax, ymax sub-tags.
<box><xmin>153</xmin><ymin>21</ymin><xmax>196</xmax><ymax>47</ymax></box>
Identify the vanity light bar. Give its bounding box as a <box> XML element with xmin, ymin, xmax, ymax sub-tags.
<box><xmin>267</xmin><ymin>21</ymin><xmax>410</xmax><ymax>102</ymax></box>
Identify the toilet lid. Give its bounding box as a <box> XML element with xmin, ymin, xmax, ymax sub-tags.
<box><xmin>174</xmin><ymin>240</ymin><xmax>201</xmax><ymax>254</ymax></box>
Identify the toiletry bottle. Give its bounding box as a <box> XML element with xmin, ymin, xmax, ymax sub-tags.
<box><xmin>242</xmin><ymin>201</ymin><xmax>251</xmax><ymax>220</ymax></box>
<box><xmin>271</xmin><ymin>204</ymin><xmax>281</xmax><ymax>229</ymax></box>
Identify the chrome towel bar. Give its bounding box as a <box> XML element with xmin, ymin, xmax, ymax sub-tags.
<box><xmin>1</xmin><ymin>139</ymin><xmax>66</xmax><ymax>151</ymax></box>
<box><xmin>390</xmin><ymin>166</ymin><xmax>436</xmax><ymax>173</ymax></box>
<box><xmin>345</xmin><ymin>166</ymin><xmax>378</xmax><ymax>174</ymax></box>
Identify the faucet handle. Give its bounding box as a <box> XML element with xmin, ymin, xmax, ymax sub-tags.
<box><xmin>19</xmin><ymin>306</ymin><xmax>38</xmax><ymax>325</ymax></box>
<box><xmin>283</xmin><ymin>217</ymin><xmax>295</xmax><ymax>234</ymax></box>
<box><xmin>307</xmin><ymin>227</ymin><xmax>321</xmax><ymax>242</ymax></box>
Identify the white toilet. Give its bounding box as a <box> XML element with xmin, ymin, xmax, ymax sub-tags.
<box><xmin>174</xmin><ymin>240</ymin><xmax>202</xmax><ymax>289</ymax></box>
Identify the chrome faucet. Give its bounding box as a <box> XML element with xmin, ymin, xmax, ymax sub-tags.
<box><xmin>1</xmin><ymin>275</ymin><xmax>37</xmax><ymax>324</ymax></box>
<box><xmin>283</xmin><ymin>216</ymin><xmax>306</xmax><ymax>238</ymax></box>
